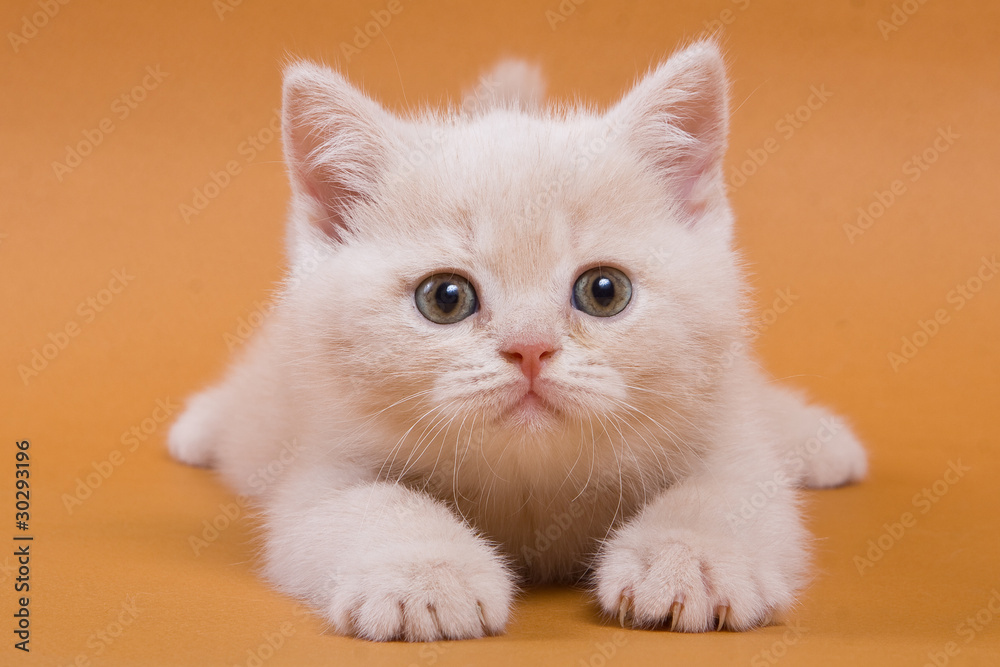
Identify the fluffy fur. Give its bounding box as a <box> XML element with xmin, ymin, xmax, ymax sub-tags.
<box><xmin>169</xmin><ymin>41</ymin><xmax>867</xmax><ymax>641</ymax></box>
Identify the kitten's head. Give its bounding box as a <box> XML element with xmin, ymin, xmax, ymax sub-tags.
<box><xmin>278</xmin><ymin>42</ymin><xmax>745</xmax><ymax>483</ymax></box>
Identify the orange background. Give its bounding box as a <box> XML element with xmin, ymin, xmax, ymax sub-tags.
<box><xmin>3</xmin><ymin>0</ymin><xmax>999</xmax><ymax>664</ymax></box>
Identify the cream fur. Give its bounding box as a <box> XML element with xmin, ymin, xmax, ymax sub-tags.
<box><xmin>169</xmin><ymin>41</ymin><xmax>867</xmax><ymax>641</ymax></box>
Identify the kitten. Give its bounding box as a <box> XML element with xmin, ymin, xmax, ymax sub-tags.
<box><xmin>169</xmin><ymin>40</ymin><xmax>867</xmax><ymax>641</ymax></box>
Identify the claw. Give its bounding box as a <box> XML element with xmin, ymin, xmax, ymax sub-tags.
<box><xmin>618</xmin><ymin>594</ymin><xmax>631</xmax><ymax>628</ymax></box>
<box><xmin>668</xmin><ymin>600</ymin><xmax>683</xmax><ymax>632</ymax></box>
<box><xmin>428</xmin><ymin>603</ymin><xmax>443</xmax><ymax>639</ymax></box>
<box><xmin>715</xmin><ymin>605</ymin><xmax>729</xmax><ymax>631</ymax></box>
<box><xmin>476</xmin><ymin>601</ymin><xmax>487</xmax><ymax>634</ymax></box>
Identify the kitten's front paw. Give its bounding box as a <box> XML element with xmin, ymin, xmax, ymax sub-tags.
<box><xmin>595</xmin><ymin>526</ymin><xmax>800</xmax><ymax>632</ymax></box>
<box><xmin>327</xmin><ymin>536</ymin><xmax>515</xmax><ymax>641</ymax></box>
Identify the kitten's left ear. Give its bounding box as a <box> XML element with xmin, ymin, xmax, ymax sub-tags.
<box><xmin>611</xmin><ymin>41</ymin><xmax>730</xmax><ymax>222</ymax></box>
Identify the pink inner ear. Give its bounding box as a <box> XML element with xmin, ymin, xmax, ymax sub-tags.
<box><xmin>674</xmin><ymin>149</ymin><xmax>719</xmax><ymax>222</ymax></box>
<box><xmin>281</xmin><ymin>62</ymin><xmax>391</xmax><ymax>245</ymax></box>
<box><xmin>294</xmin><ymin>162</ymin><xmax>323</xmax><ymax>202</ymax></box>
<box><xmin>641</xmin><ymin>116</ymin><xmax>723</xmax><ymax>224</ymax></box>
<box><xmin>289</xmin><ymin>158</ymin><xmax>348</xmax><ymax>242</ymax></box>
<box><xmin>291</xmin><ymin>157</ymin><xmax>361</xmax><ymax>243</ymax></box>
<box><xmin>614</xmin><ymin>43</ymin><xmax>730</xmax><ymax>225</ymax></box>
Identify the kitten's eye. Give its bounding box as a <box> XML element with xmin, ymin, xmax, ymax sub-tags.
<box><xmin>415</xmin><ymin>274</ymin><xmax>478</xmax><ymax>324</ymax></box>
<box><xmin>573</xmin><ymin>267</ymin><xmax>632</xmax><ymax>317</ymax></box>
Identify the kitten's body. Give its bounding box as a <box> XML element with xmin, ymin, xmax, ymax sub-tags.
<box><xmin>170</xmin><ymin>42</ymin><xmax>867</xmax><ymax>641</ymax></box>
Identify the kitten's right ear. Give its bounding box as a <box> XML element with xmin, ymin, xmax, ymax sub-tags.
<box><xmin>609</xmin><ymin>41</ymin><xmax>729</xmax><ymax>225</ymax></box>
<box><xmin>282</xmin><ymin>61</ymin><xmax>395</xmax><ymax>244</ymax></box>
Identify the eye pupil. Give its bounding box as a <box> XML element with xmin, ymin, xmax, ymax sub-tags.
<box><xmin>573</xmin><ymin>266</ymin><xmax>632</xmax><ymax>317</ymax></box>
<box><xmin>591</xmin><ymin>276</ymin><xmax>614</xmax><ymax>307</ymax></box>
<box><xmin>436</xmin><ymin>283</ymin><xmax>460</xmax><ymax>313</ymax></box>
<box><xmin>416</xmin><ymin>274</ymin><xmax>478</xmax><ymax>324</ymax></box>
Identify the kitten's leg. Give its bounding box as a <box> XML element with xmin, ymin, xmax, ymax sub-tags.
<box><xmin>168</xmin><ymin>328</ymin><xmax>296</xmax><ymax>496</ymax></box>
<box><xmin>757</xmin><ymin>382</ymin><xmax>868</xmax><ymax>489</ymax></box>
<box><xmin>167</xmin><ymin>385</ymin><xmax>225</xmax><ymax>467</ymax></box>
<box><xmin>594</xmin><ymin>431</ymin><xmax>809</xmax><ymax>632</ymax></box>
<box><xmin>465</xmin><ymin>60</ymin><xmax>545</xmax><ymax>112</ymax></box>
<box><xmin>263</xmin><ymin>465</ymin><xmax>515</xmax><ymax>641</ymax></box>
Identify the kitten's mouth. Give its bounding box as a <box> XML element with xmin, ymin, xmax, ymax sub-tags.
<box><xmin>519</xmin><ymin>390</ymin><xmax>545</xmax><ymax>409</ymax></box>
<box><xmin>504</xmin><ymin>388</ymin><xmax>556</xmax><ymax>422</ymax></box>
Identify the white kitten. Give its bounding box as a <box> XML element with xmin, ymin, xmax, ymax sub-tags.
<box><xmin>169</xmin><ymin>40</ymin><xmax>867</xmax><ymax>641</ymax></box>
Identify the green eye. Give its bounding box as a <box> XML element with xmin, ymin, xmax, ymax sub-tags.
<box><xmin>573</xmin><ymin>267</ymin><xmax>632</xmax><ymax>317</ymax></box>
<box><xmin>415</xmin><ymin>273</ymin><xmax>478</xmax><ymax>324</ymax></box>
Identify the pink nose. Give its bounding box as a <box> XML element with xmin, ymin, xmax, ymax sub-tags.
<box><xmin>500</xmin><ymin>342</ymin><xmax>558</xmax><ymax>382</ymax></box>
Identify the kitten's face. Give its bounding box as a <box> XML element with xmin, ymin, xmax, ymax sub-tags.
<box><xmin>280</xmin><ymin>44</ymin><xmax>742</xmax><ymax>476</ymax></box>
